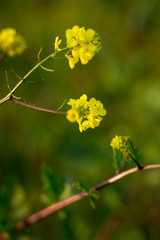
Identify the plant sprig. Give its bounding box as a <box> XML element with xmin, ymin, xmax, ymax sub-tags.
<box><xmin>0</xmin><ymin>47</ymin><xmax>68</xmax><ymax>105</ymax></box>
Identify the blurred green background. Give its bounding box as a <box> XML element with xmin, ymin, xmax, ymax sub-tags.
<box><xmin>0</xmin><ymin>0</ymin><xmax>160</xmax><ymax>239</ymax></box>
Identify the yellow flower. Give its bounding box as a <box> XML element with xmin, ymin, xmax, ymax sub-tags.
<box><xmin>66</xmin><ymin>109</ymin><xmax>79</xmax><ymax>122</ymax></box>
<box><xmin>65</xmin><ymin>25</ymin><xmax>102</xmax><ymax>69</ymax></box>
<box><xmin>110</xmin><ymin>135</ymin><xmax>123</xmax><ymax>150</ymax></box>
<box><xmin>54</xmin><ymin>36</ymin><xmax>62</xmax><ymax>51</ymax></box>
<box><xmin>86</xmin><ymin>29</ymin><xmax>96</xmax><ymax>41</ymax></box>
<box><xmin>66</xmin><ymin>25</ymin><xmax>82</xmax><ymax>48</ymax></box>
<box><xmin>89</xmin><ymin>98</ymin><xmax>106</xmax><ymax>116</ymax></box>
<box><xmin>79</xmin><ymin>46</ymin><xmax>94</xmax><ymax>65</ymax></box>
<box><xmin>65</xmin><ymin>54</ymin><xmax>79</xmax><ymax>69</ymax></box>
<box><xmin>0</xmin><ymin>28</ymin><xmax>26</xmax><ymax>57</ymax></box>
<box><xmin>66</xmin><ymin>94</ymin><xmax>106</xmax><ymax>132</ymax></box>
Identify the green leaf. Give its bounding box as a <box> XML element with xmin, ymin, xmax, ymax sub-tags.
<box><xmin>73</xmin><ymin>178</ymin><xmax>99</xmax><ymax>209</ymax></box>
<box><xmin>89</xmin><ymin>194</ymin><xmax>96</xmax><ymax>209</ymax></box>
<box><xmin>127</xmin><ymin>139</ymin><xmax>142</xmax><ymax>167</ymax></box>
<box><xmin>41</xmin><ymin>164</ymin><xmax>63</xmax><ymax>205</ymax></box>
<box><xmin>72</xmin><ymin>179</ymin><xmax>90</xmax><ymax>194</ymax></box>
<box><xmin>89</xmin><ymin>190</ymin><xmax>99</xmax><ymax>209</ymax></box>
<box><xmin>112</xmin><ymin>149</ymin><xmax>123</xmax><ymax>173</ymax></box>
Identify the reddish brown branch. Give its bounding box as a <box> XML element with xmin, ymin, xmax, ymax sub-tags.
<box><xmin>16</xmin><ymin>192</ymin><xmax>88</xmax><ymax>230</ymax></box>
<box><xmin>10</xmin><ymin>96</ymin><xmax>67</xmax><ymax>115</ymax></box>
<box><xmin>16</xmin><ymin>164</ymin><xmax>160</xmax><ymax>230</ymax></box>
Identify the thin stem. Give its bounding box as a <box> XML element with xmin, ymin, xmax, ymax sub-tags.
<box><xmin>0</xmin><ymin>48</ymin><xmax>68</xmax><ymax>105</ymax></box>
<box><xmin>10</xmin><ymin>96</ymin><xmax>67</xmax><ymax>115</ymax></box>
<box><xmin>16</xmin><ymin>163</ymin><xmax>160</xmax><ymax>230</ymax></box>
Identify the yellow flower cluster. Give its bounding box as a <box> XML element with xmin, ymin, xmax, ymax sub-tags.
<box><xmin>66</xmin><ymin>94</ymin><xmax>106</xmax><ymax>132</ymax></box>
<box><xmin>0</xmin><ymin>28</ymin><xmax>26</xmax><ymax>57</ymax></box>
<box><xmin>110</xmin><ymin>135</ymin><xmax>129</xmax><ymax>151</ymax></box>
<box><xmin>65</xmin><ymin>25</ymin><xmax>102</xmax><ymax>69</ymax></box>
<box><xmin>110</xmin><ymin>135</ymin><xmax>123</xmax><ymax>150</ymax></box>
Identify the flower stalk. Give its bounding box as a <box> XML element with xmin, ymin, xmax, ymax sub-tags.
<box><xmin>10</xmin><ymin>96</ymin><xmax>67</xmax><ymax>115</ymax></box>
<box><xmin>0</xmin><ymin>48</ymin><xmax>68</xmax><ymax>105</ymax></box>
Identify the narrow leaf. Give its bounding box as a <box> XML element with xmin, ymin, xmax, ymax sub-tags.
<box><xmin>72</xmin><ymin>181</ymin><xmax>90</xmax><ymax>194</ymax></box>
<box><xmin>73</xmin><ymin>178</ymin><xmax>99</xmax><ymax>209</ymax></box>
<box><xmin>89</xmin><ymin>190</ymin><xmax>99</xmax><ymax>209</ymax></box>
<box><xmin>127</xmin><ymin>139</ymin><xmax>142</xmax><ymax>167</ymax></box>
<box><xmin>112</xmin><ymin>149</ymin><xmax>123</xmax><ymax>173</ymax></box>
<box><xmin>89</xmin><ymin>195</ymin><xmax>96</xmax><ymax>209</ymax></box>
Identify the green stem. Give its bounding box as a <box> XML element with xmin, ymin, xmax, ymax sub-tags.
<box><xmin>0</xmin><ymin>47</ymin><xmax>68</xmax><ymax>105</ymax></box>
<box><xmin>10</xmin><ymin>96</ymin><xmax>67</xmax><ymax>115</ymax></box>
